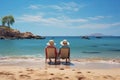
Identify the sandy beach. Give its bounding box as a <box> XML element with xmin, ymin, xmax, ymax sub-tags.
<box><xmin>0</xmin><ymin>58</ymin><xmax>120</xmax><ymax>80</ymax></box>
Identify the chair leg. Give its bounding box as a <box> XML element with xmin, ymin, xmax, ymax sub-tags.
<box><xmin>57</xmin><ymin>57</ymin><xmax>61</xmax><ymax>64</ymax></box>
<box><xmin>66</xmin><ymin>58</ymin><xmax>67</xmax><ymax>63</ymax></box>
<box><xmin>59</xmin><ymin>58</ymin><xmax>61</xmax><ymax>63</ymax></box>
<box><xmin>69</xmin><ymin>58</ymin><xmax>70</xmax><ymax>62</ymax></box>
<box><xmin>54</xmin><ymin>59</ymin><xmax>56</xmax><ymax>64</ymax></box>
<box><xmin>45</xmin><ymin>58</ymin><xmax>47</xmax><ymax>63</ymax></box>
<box><xmin>49</xmin><ymin>58</ymin><xmax>52</xmax><ymax>63</ymax></box>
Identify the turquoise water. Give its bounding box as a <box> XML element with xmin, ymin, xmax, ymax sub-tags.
<box><xmin>0</xmin><ymin>36</ymin><xmax>120</xmax><ymax>59</ymax></box>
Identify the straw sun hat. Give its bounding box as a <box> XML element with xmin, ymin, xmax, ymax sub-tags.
<box><xmin>46</xmin><ymin>40</ymin><xmax>56</xmax><ymax>46</ymax></box>
<box><xmin>60</xmin><ymin>39</ymin><xmax>70</xmax><ymax>46</ymax></box>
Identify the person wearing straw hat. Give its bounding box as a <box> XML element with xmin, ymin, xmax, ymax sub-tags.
<box><xmin>45</xmin><ymin>40</ymin><xmax>58</xmax><ymax>63</ymax></box>
<box><xmin>58</xmin><ymin>39</ymin><xmax>70</xmax><ymax>63</ymax></box>
<box><xmin>60</xmin><ymin>39</ymin><xmax>70</xmax><ymax>48</ymax></box>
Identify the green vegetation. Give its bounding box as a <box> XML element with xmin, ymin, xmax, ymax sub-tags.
<box><xmin>1</xmin><ymin>15</ymin><xmax>15</xmax><ymax>28</ymax></box>
<box><xmin>0</xmin><ymin>26</ymin><xmax>14</xmax><ymax>31</ymax></box>
<box><xmin>0</xmin><ymin>15</ymin><xmax>44</xmax><ymax>39</ymax></box>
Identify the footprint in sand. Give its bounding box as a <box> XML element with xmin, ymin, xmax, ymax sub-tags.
<box><xmin>77</xmin><ymin>71</ymin><xmax>82</xmax><ymax>74</ymax></box>
<box><xmin>8</xmin><ymin>76</ymin><xmax>16</xmax><ymax>80</ymax></box>
<box><xmin>72</xmin><ymin>69</ymin><xmax>76</xmax><ymax>71</ymax></box>
<box><xmin>103</xmin><ymin>75</ymin><xmax>115</xmax><ymax>80</ymax></box>
<box><xmin>0</xmin><ymin>72</ymin><xmax>14</xmax><ymax>75</ymax></box>
<box><xmin>0</xmin><ymin>72</ymin><xmax>16</xmax><ymax>80</ymax></box>
<box><xmin>59</xmin><ymin>68</ymin><xmax>64</xmax><ymax>70</ymax></box>
<box><xmin>50</xmin><ymin>73</ymin><xmax>54</xmax><ymax>75</ymax></box>
<box><xmin>64</xmin><ymin>76</ymin><xmax>69</xmax><ymax>79</ymax></box>
<box><xmin>26</xmin><ymin>68</ymin><xmax>34</xmax><ymax>72</ymax></box>
<box><xmin>18</xmin><ymin>71</ymin><xmax>23</xmax><ymax>73</ymax></box>
<box><xmin>34</xmin><ymin>79</ymin><xmax>42</xmax><ymax>80</ymax></box>
<box><xmin>26</xmin><ymin>68</ymin><xmax>35</xmax><ymax>74</ymax></box>
<box><xmin>76</xmin><ymin>75</ymin><xmax>86</xmax><ymax>80</ymax></box>
<box><xmin>19</xmin><ymin>74</ymin><xmax>31</xmax><ymax>79</ymax></box>
<box><xmin>87</xmin><ymin>71</ymin><xmax>91</xmax><ymax>73</ymax></box>
<box><xmin>51</xmin><ymin>77</ymin><xmax>62</xmax><ymax>80</ymax></box>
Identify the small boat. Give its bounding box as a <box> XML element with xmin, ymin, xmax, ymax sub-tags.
<box><xmin>81</xmin><ymin>36</ymin><xmax>90</xmax><ymax>40</ymax></box>
<box><xmin>95</xmin><ymin>36</ymin><xmax>102</xmax><ymax>39</ymax></box>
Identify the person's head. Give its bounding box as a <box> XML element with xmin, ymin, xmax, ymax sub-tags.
<box><xmin>47</xmin><ymin>40</ymin><xmax>56</xmax><ymax>46</ymax></box>
<box><xmin>60</xmin><ymin>39</ymin><xmax>69</xmax><ymax>46</ymax></box>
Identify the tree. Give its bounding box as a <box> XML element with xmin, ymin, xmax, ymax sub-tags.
<box><xmin>2</xmin><ymin>15</ymin><xmax>15</xmax><ymax>27</ymax></box>
<box><xmin>1</xmin><ymin>17</ymin><xmax>6</xmax><ymax>26</ymax></box>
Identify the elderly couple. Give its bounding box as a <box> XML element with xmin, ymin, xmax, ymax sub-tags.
<box><xmin>45</xmin><ymin>39</ymin><xmax>70</xmax><ymax>63</ymax></box>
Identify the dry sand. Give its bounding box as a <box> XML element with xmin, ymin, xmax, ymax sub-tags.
<box><xmin>0</xmin><ymin>66</ymin><xmax>120</xmax><ymax>80</ymax></box>
<box><xmin>0</xmin><ymin>58</ymin><xmax>120</xmax><ymax>80</ymax></box>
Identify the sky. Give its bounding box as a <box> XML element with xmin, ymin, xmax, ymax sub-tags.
<box><xmin>0</xmin><ymin>0</ymin><xmax>120</xmax><ymax>36</ymax></box>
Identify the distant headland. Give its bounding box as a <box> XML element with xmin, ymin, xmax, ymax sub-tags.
<box><xmin>0</xmin><ymin>26</ymin><xmax>45</xmax><ymax>40</ymax></box>
<box><xmin>0</xmin><ymin>15</ymin><xmax>45</xmax><ymax>40</ymax></box>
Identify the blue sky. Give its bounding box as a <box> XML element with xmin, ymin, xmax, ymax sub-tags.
<box><xmin>0</xmin><ymin>0</ymin><xmax>120</xmax><ymax>36</ymax></box>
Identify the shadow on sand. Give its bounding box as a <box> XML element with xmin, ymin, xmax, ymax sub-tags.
<box><xmin>47</xmin><ymin>61</ymin><xmax>74</xmax><ymax>66</ymax></box>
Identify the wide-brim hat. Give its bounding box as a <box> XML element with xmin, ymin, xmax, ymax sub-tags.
<box><xmin>46</xmin><ymin>40</ymin><xmax>56</xmax><ymax>46</ymax></box>
<box><xmin>60</xmin><ymin>39</ymin><xmax>70</xmax><ymax>46</ymax></box>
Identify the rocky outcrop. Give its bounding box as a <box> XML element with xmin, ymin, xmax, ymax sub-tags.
<box><xmin>0</xmin><ymin>27</ymin><xmax>45</xmax><ymax>39</ymax></box>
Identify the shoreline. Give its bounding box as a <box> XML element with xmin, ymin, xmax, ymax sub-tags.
<box><xmin>0</xmin><ymin>58</ymin><xmax>120</xmax><ymax>80</ymax></box>
<box><xmin>0</xmin><ymin>56</ymin><xmax>120</xmax><ymax>63</ymax></box>
<box><xmin>0</xmin><ymin>58</ymin><xmax>120</xmax><ymax>69</ymax></box>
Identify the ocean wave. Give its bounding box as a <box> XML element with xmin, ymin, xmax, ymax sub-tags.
<box><xmin>82</xmin><ymin>51</ymin><xmax>101</xmax><ymax>54</ymax></box>
<box><xmin>109</xmin><ymin>49</ymin><xmax>120</xmax><ymax>52</ymax></box>
<box><xmin>0</xmin><ymin>54</ymin><xmax>44</xmax><ymax>60</ymax></box>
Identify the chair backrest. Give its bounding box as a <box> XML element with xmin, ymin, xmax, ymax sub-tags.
<box><xmin>60</xmin><ymin>48</ymin><xmax>69</xmax><ymax>59</ymax></box>
<box><xmin>46</xmin><ymin>48</ymin><xmax>56</xmax><ymax>58</ymax></box>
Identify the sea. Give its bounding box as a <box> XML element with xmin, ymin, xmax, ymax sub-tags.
<box><xmin>0</xmin><ymin>36</ymin><xmax>120</xmax><ymax>59</ymax></box>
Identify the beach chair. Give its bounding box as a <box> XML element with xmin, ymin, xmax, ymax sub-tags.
<box><xmin>59</xmin><ymin>48</ymin><xmax>70</xmax><ymax>63</ymax></box>
<box><xmin>45</xmin><ymin>48</ymin><xmax>57</xmax><ymax>63</ymax></box>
